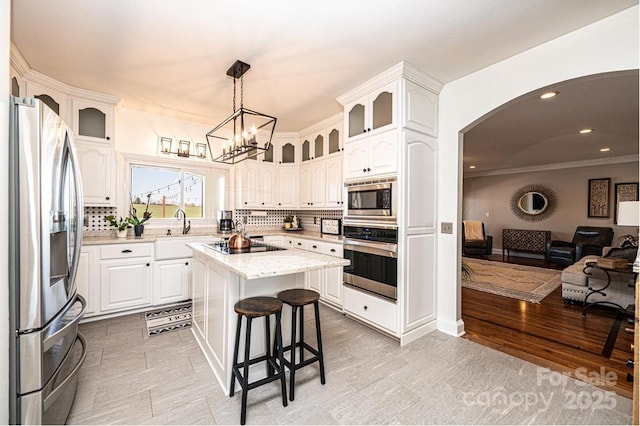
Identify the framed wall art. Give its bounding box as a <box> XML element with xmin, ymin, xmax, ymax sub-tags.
<box><xmin>614</xmin><ymin>182</ymin><xmax>639</xmax><ymax>224</ymax></box>
<box><xmin>588</xmin><ymin>178</ymin><xmax>610</xmax><ymax>218</ymax></box>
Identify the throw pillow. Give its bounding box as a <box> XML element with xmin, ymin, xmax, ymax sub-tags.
<box><xmin>618</xmin><ymin>234</ymin><xmax>638</xmax><ymax>248</ymax></box>
<box><xmin>604</xmin><ymin>246</ymin><xmax>638</xmax><ymax>262</ymax></box>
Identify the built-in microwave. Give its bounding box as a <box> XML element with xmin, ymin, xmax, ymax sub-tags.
<box><xmin>345</xmin><ymin>178</ymin><xmax>396</xmax><ymax>222</ymax></box>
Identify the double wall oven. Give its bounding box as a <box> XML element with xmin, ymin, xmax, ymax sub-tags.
<box><xmin>343</xmin><ymin>177</ymin><xmax>398</xmax><ymax>301</ymax></box>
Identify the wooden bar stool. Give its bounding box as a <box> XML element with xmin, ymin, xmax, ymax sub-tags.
<box><xmin>277</xmin><ymin>289</ymin><xmax>326</xmax><ymax>401</ymax></box>
<box><xmin>230</xmin><ymin>296</ymin><xmax>287</xmax><ymax>425</ymax></box>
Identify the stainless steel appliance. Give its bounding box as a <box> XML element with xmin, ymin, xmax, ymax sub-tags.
<box><xmin>343</xmin><ymin>222</ymin><xmax>398</xmax><ymax>300</ymax></box>
<box><xmin>345</xmin><ymin>178</ymin><xmax>396</xmax><ymax>222</ymax></box>
<box><xmin>217</xmin><ymin>210</ymin><xmax>235</xmax><ymax>233</ymax></box>
<box><xmin>9</xmin><ymin>97</ymin><xmax>87</xmax><ymax>425</ymax></box>
<box><xmin>320</xmin><ymin>218</ymin><xmax>342</xmax><ymax>235</ymax></box>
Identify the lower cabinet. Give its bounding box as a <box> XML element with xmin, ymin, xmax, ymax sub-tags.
<box><xmin>343</xmin><ymin>285</ymin><xmax>397</xmax><ymax>334</ymax></box>
<box><xmin>100</xmin><ymin>257</ymin><xmax>153</xmax><ymax>312</ymax></box>
<box><xmin>153</xmin><ymin>259</ymin><xmax>191</xmax><ymax>305</ymax></box>
<box><xmin>302</xmin><ymin>240</ymin><xmax>344</xmax><ymax>309</ymax></box>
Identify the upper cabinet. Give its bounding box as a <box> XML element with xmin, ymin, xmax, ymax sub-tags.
<box><xmin>25</xmin><ymin>80</ymin><xmax>71</xmax><ymax>123</ymax></box>
<box><xmin>299</xmin><ymin>115</ymin><xmax>343</xmax><ymax>163</ymax></box>
<box><xmin>72</xmin><ymin>99</ymin><xmax>116</xmax><ymax>144</ymax></box>
<box><xmin>344</xmin><ymin>82</ymin><xmax>397</xmax><ymax>142</ymax></box>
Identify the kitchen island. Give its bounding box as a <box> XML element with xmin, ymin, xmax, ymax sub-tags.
<box><xmin>187</xmin><ymin>242</ymin><xmax>349</xmax><ymax>395</ymax></box>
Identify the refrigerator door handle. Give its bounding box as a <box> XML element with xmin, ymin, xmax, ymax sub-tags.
<box><xmin>42</xmin><ymin>294</ymin><xmax>86</xmax><ymax>351</ymax></box>
<box><xmin>66</xmin><ymin>132</ymin><xmax>84</xmax><ymax>289</ymax></box>
<box><xmin>43</xmin><ymin>332</ymin><xmax>87</xmax><ymax>411</ymax></box>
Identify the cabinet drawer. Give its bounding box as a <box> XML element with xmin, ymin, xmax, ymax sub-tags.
<box><xmin>322</xmin><ymin>243</ymin><xmax>343</xmax><ymax>258</ymax></box>
<box><xmin>100</xmin><ymin>243</ymin><xmax>153</xmax><ymax>260</ymax></box>
<box><xmin>286</xmin><ymin>238</ymin><xmax>307</xmax><ymax>250</ymax></box>
<box><xmin>343</xmin><ymin>286</ymin><xmax>397</xmax><ymax>333</ymax></box>
<box><xmin>306</xmin><ymin>241</ymin><xmax>324</xmax><ymax>253</ymax></box>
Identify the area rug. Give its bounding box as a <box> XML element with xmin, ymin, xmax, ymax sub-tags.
<box><xmin>145</xmin><ymin>301</ymin><xmax>192</xmax><ymax>336</ymax></box>
<box><xmin>462</xmin><ymin>258</ymin><xmax>562</xmax><ymax>303</ymax></box>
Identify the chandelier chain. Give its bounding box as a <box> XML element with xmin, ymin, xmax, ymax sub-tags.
<box><xmin>232</xmin><ymin>76</ymin><xmax>236</xmax><ymax>113</ymax></box>
<box><xmin>240</xmin><ymin>74</ymin><xmax>244</xmax><ymax>109</ymax></box>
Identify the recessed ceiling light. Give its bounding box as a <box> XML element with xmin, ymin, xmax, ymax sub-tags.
<box><xmin>579</xmin><ymin>128</ymin><xmax>593</xmax><ymax>134</ymax></box>
<box><xmin>600</xmin><ymin>147</ymin><xmax>610</xmax><ymax>152</ymax></box>
<box><xmin>540</xmin><ymin>91</ymin><xmax>558</xmax><ymax>99</ymax></box>
<box><xmin>469</xmin><ymin>165</ymin><xmax>476</xmax><ymax>169</ymax></box>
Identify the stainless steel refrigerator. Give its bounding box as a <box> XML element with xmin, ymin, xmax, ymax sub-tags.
<box><xmin>8</xmin><ymin>97</ymin><xmax>87</xmax><ymax>424</ymax></box>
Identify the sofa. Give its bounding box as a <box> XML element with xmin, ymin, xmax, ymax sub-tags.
<box><xmin>561</xmin><ymin>247</ymin><xmax>637</xmax><ymax>308</ymax></box>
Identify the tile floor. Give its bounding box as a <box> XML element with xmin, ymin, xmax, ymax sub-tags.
<box><xmin>69</xmin><ymin>305</ymin><xmax>633</xmax><ymax>425</ymax></box>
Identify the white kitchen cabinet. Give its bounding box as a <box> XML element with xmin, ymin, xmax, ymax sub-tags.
<box><xmin>75</xmin><ymin>141</ymin><xmax>116</xmax><ymax>206</ymax></box>
<box><xmin>343</xmin><ymin>130</ymin><xmax>398</xmax><ymax>180</ymax></box>
<box><xmin>276</xmin><ymin>165</ymin><xmax>299</xmax><ymax>208</ymax></box>
<box><xmin>300</xmin><ymin>161</ymin><xmax>326</xmax><ymax>208</ymax></box>
<box><xmin>263</xmin><ymin>235</ymin><xmax>286</xmax><ymax>247</ymax></box>
<box><xmin>76</xmin><ymin>246</ymin><xmax>99</xmax><ymax>316</ymax></box>
<box><xmin>325</xmin><ymin>155</ymin><xmax>343</xmax><ymax>207</ymax></box>
<box><xmin>72</xmin><ymin>98</ymin><xmax>115</xmax><ymax>144</ymax></box>
<box><xmin>277</xmin><ymin>140</ymin><xmax>297</xmax><ymax>164</ymax></box>
<box><xmin>25</xmin><ymin>80</ymin><xmax>70</xmax><ymax>122</ymax></box>
<box><xmin>344</xmin><ymin>82</ymin><xmax>397</xmax><ymax>142</ymax></box>
<box><xmin>326</xmin><ymin>123</ymin><xmax>343</xmax><ymax>156</ymax></box>
<box><xmin>235</xmin><ymin>163</ymin><xmax>277</xmax><ymax>209</ymax></box>
<box><xmin>100</xmin><ymin>256</ymin><xmax>153</xmax><ymax>312</ymax></box>
<box><xmin>343</xmin><ymin>285</ymin><xmax>397</xmax><ymax>333</ymax></box>
<box><xmin>153</xmin><ymin>259</ymin><xmax>191</xmax><ymax>305</ymax></box>
<box><xmin>299</xmin><ymin>240</ymin><xmax>344</xmax><ymax>309</ymax></box>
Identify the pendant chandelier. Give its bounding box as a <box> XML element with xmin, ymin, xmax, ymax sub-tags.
<box><xmin>206</xmin><ymin>60</ymin><xmax>277</xmax><ymax>164</ymax></box>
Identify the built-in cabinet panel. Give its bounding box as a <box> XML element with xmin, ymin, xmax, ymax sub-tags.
<box><xmin>25</xmin><ymin>80</ymin><xmax>70</xmax><ymax>122</ymax></box>
<box><xmin>206</xmin><ymin>262</ymin><xmax>228</xmax><ymax>369</ymax></box>
<box><xmin>72</xmin><ymin>99</ymin><xmax>116</xmax><ymax>144</ymax></box>
<box><xmin>343</xmin><ymin>130</ymin><xmax>397</xmax><ymax>180</ymax></box>
<box><xmin>403</xmin><ymin>234</ymin><xmax>436</xmax><ymax>331</ymax></box>
<box><xmin>192</xmin><ymin>258</ymin><xmax>206</xmax><ymax>335</ymax></box>
<box><xmin>153</xmin><ymin>259</ymin><xmax>191</xmax><ymax>305</ymax></box>
<box><xmin>76</xmin><ymin>247</ymin><xmax>98</xmax><ymax>315</ymax></box>
<box><xmin>345</xmin><ymin>81</ymin><xmax>397</xmax><ymax>142</ymax></box>
<box><xmin>235</xmin><ymin>163</ymin><xmax>277</xmax><ymax>208</ymax></box>
<box><xmin>300</xmin><ymin>162</ymin><xmax>327</xmax><ymax>208</ymax></box>
<box><xmin>325</xmin><ymin>156</ymin><xmax>344</xmax><ymax>207</ymax></box>
<box><xmin>100</xmin><ymin>258</ymin><xmax>153</xmax><ymax>312</ymax></box>
<box><xmin>403</xmin><ymin>80</ymin><xmax>438</xmax><ymax>137</ymax></box>
<box><xmin>276</xmin><ymin>165</ymin><xmax>299</xmax><ymax>208</ymax></box>
<box><xmin>405</xmin><ymin>131</ymin><xmax>437</xmax><ymax>230</ymax></box>
<box><xmin>75</xmin><ymin>141</ymin><xmax>116</xmax><ymax>206</ymax></box>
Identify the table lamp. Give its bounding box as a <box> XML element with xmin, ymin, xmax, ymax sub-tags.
<box><xmin>617</xmin><ymin>200</ymin><xmax>639</xmax><ymax>270</ymax></box>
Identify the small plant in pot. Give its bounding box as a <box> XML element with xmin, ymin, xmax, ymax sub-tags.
<box><xmin>283</xmin><ymin>215</ymin><xmax>294</xmax><ymax>229</ymax></box>
<box><xmin>105</xmin><ymin>215</ymin><xmax>131</xmax><ymax>238</ymax></box>
<box><xmin>128</xmin><ymin>193</ymin><xmax>152</xmax><ymax>237</ymax></box>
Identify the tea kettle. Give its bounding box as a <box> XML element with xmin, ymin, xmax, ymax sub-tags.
<box><xmin>228</xmin><ymin>221</ymin><xmax>250</xmax><ymax>249</ymax></box>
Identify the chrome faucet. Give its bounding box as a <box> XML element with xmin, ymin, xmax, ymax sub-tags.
<box><xmin>175</xmin><ymin>209</ymin><xmax>191</xmax><ymax>234</ymax></box>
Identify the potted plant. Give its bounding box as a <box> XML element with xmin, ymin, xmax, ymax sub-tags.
<box><xmin>105</xmin><ymin>215</ymin><xmax>131</xmax><ymax>238</ymax></box>
<box><xmin>283</xmin><ymin>215</ymin><xmax>294</xmax><ymax>229</ymax></box>
<box><xmin>128</xmin><ymin>193</ymin><xmax>153</xmax><ymax>236</ymax></box>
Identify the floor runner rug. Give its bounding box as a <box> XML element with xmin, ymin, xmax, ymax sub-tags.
<box><xmin>462</xmin><ymin>258</ymin><xmax>562</xmax><ymax>303</ymax></box>
<box><xmin>145</xmin><ymin>301</ymin><xmax>192</xmax><ymax>336</ymax></box>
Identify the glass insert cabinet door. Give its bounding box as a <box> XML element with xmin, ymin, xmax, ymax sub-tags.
<box><xmin>347</xmin><ymin>87</ymin><xmax>394</xmax><ymax>138</ymax></box>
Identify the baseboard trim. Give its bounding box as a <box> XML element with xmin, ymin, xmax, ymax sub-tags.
<box><xmin>400</xmin><ymin>320</ymin><xmax>438</xmax><ymax>346</ymax></box>
<box><xmin>437</xmin><ymin>317</ymin><xmax>465</xmax><ymax>337</ymax></box>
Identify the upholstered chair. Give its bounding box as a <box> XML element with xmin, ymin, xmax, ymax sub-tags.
<box><xmin>546</xmin><ymin>226</ymin><xmax>614</xmax><ymax>266</ymax></box>
<box><xmin>462</xmin><ymin>221</ymin><xmax>493</xmax><ymax>256</ymax></box>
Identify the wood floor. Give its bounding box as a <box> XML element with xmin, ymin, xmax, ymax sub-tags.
<box><xmin>462</xmin><ymin>256</ymin><xmax>634</xmax><ymax>399</ymax></box>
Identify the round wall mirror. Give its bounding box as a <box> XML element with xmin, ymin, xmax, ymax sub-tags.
<box><xmin>518</xmin><ymin>192</ymin><xmax>548</xmax><ymax>215</ymax></box>
<box><xmin>510</xmin><ymin>184</ymin><xmax>557</xmax><ymax>221</ymax></box>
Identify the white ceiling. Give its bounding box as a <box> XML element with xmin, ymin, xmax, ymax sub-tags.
<box><xmin>463</xmin><ymin>70</ymin><xmax>639</xmax><ymax>175</ymax></box>
<box><xmin>10</xmin><ymin>0</ymin><xmax>638</xmax><ymax>134</ymax></box>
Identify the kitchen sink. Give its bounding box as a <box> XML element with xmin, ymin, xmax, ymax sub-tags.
<box><xmin>155</xmin><ymin>234</ymin><xmax>216</xmax><ymax>260</ymax></box>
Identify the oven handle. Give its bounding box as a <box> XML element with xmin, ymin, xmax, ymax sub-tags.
<box><xmin>344</xmin><ymin>241</ymin><xmax>397</xmax><ymax>258</ymax></box>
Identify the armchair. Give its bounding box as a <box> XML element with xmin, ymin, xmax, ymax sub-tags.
<box><xmin>546</xmin><ymin>226</ymin><xmax>614</xmax><ymax>266</ymax></box>
<box><xmin>462</xmin><ymin>221</ymin><xmax>493</xmax><ymax>256</ymax></box>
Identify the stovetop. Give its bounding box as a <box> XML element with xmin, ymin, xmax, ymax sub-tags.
<box><xmin>204</xmin><ymin>240</ymin><xmax>287</xmax><ymax>255</ymax></box>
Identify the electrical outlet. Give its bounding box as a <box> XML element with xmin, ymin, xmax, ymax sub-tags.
<box><xmin>441</xmin><ymin>222</ymin><xmax>453</xmax><ymax>234</ymax></box>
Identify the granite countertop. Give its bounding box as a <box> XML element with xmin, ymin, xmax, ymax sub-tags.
<box><xmin>188</xmin><ymin>242</ymin><xmax>349</xmax><ymax>280</ymax></box>
<box><xmin>83</xmin><ymin>229</ymin><xmax>343</xmax><ymax>245</ymax></box>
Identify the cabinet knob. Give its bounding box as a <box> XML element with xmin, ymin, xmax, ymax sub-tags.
<box><xmin>330</xmin><ymin>248</ymin><xmax>336</xmax><ymax>252</ymax></box>
<box><xmin>297</xmin><ymin>242</ymin><xmax>302</xmax><ymax>246</ymax></box>
<box><xmin>121</xmin><ymin>249</ymin><xmax>132</xmax><ymax>253</ymax></box>
<box><xmin>105</xmin><ymin>196</ymin><xmax>110</xmax><ymax>200</ymax></box>
<box><xmin>185</xmin><ymin>262</ymin><xmax>189</xmax><ymax>266</ymax></box>
<box><xmin>364</xmin><ymin>305</ymin><xmax>368</xmax><ymax>311</ymax></box>
<box><xmin>367</xmin><ymin>168</ymin><xmax>371</xmax><ymax>172</ymax></box>
<box><xmin>146</xmin><ymin>263</ymin><xmax>150</xmax><ymax>267</ymax></box>
<box><xmin>367</xmin><ymin>128</ymin><xmax>371</xmax><ymax>132</ymax></box>
<box><xmin>106</xmin><ymin>136</ymin><xmax>111</xmax><ymax>141</ymax></box>
<box><xmin>279</xmin><ymin>161</ymin><xmax>282</xmax><ymax>164</ymax></box>
<box><xmin>261</xmin><ymin>202</ymin><xmax>264</xmax><ymax>205</ymax></box>
<box><xmin>278</xmin><ymin>203</ymin><xmax>282</xmax><ymax>206</ymax></box>
<box><xmin>363</xmin><ymin>168</ymin><xmax>367</xmax><ymax>172</ymax></box>
<box><xmin>341</xmin><ymin>148</ymin><xmax>344</xmax><ymax>151</ymax></box>
<box><xmin>312</xmin><ymin>245</ymin><xmax>318</xmax><ymax>249</ymax></box>
<box><xmin>244</xmin><ymin>202</ymin><xmax>247</xmax><ymax>205</ymax></box>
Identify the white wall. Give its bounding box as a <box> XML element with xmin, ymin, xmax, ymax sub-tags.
<box><xmin>1</xmin><ymin>0</ymin><xmax>10</xmax><ymax>422</ymax></box>
<box><xmin>464</xmin><ymin>161</ymin><xmax>639</xmax><ymax>250</ymax></box>
<box><xmin>436</xmin><ymin>6</ymin><xmax>639</xmax><ymax>336</ymax></box>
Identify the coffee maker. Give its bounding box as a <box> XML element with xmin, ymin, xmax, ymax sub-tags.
<box><xmin>217</xmin><ymin>210</ymin><xmax>235</xmax><ymax>234</ymax></box>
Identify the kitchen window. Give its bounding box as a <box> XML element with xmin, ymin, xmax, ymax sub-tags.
<box><xmin>130</xmin><ymin>165</ymin><xmax>204</xmax><ymax>218</ymax></box>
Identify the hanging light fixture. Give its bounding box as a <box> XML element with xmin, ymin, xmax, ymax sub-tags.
<box><xmin>206</xmin><ymin>60</ymin><xmax>277</xmax><ymax>164</ymax></box>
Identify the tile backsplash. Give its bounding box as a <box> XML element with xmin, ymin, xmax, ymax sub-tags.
<box><xmin>84</xmin><ymin>206</ymin><xmax>343</xmax><ymax>234</ymax></box>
